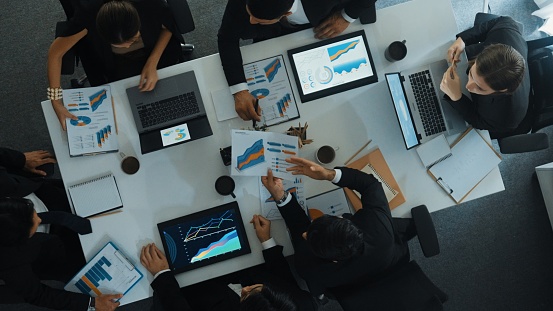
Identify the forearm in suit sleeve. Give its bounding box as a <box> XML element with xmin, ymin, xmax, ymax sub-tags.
<box><xmin>151</xmin><ymin>272</ymin><xmax>193</xmax><ymax>311</ymax></box>
<box><xmin>277</xmin><ymin>195</ymin><xmax>311</xmax><ymax>240</ymax></box>
<box><xmin>0</xmin><ymin>147</ymin><xmax>26</xmax><ymax>170</ymax></box>
<box><xmin>261</xmin><ymin>245</ymin><xmax>298</xmax><ymax>286</ymax></box>
<box><xmin>217</xmin><ymin>0</ymin><xmax>247</xmax><ymax>87</ymax></box>
<box><xmin>343</xmin><ymin>0</ymin><xmax>376</xmax><ymax>20</ymax></box>
<box><xmin>334</xmin><ymin>167</ymin><xmax>391</xmax><ymax>217</ymax></box>
<box><xmin>0</xmin><ymin>147</ymin><xmax>35</xmax><ymax>197</ymax></box>
<box><xmin>457</xmin><ymin>16</ymin><xmax>522</xmax><ymax>59</ymax></box>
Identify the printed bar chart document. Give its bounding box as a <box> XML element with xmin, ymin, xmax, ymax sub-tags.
<box><xmin>63</xmin><ymin>86</ymin><xmax>118</xmax><ymax>156</ymax></box>
<box><xmin>65</xmin><ymin>242</ymin><xmax>142</xmax><ymax>297</ymax></box>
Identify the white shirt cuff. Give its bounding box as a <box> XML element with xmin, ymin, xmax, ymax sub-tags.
<box><xmin>261</xmin><ymin>237</ymin><xmax>277</xmax><ymax>250</ymax></box>
<box><xmin>341</xmin><ymin>9</ymin><xmax>356</xmax><ymax>23</ymax></box>
<box><xmin>331</xmin><ymin>169</ymin><xmax>342</xmax><ymax>183</ymax></box>
<box><xmin>229</xmin><ymin>83</ymin><xmax>249</xmax><ymax>95</ymax></box>
<box><xmin>276</xmin><ymin>192</ymin><xmax>293</xmax><ymax>207</ymax></box>
<box><xmin>153</xmin><ymin>269</ymin><xmax>171</xmax><ymax>281</ymax></box>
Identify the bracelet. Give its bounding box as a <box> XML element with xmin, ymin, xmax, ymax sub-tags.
<box><xmin>47</xmin><ymin>87</ymin><xmax>63</xmax><ymax>100</ymax></box>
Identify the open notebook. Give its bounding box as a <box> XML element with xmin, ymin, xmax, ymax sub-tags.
<box><xmin>354</xmin><ymin>164</ymin><xmax>398</xmax><ymax>202</ymax></box>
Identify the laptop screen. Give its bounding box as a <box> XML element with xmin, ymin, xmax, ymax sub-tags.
<box><xmin>287</xmin><ymin>30</ymin><xmax>378</xmax><ymax>102</ymax></box>
<box><xmin>385</xmin><ymin>73</ymin><xmax>420</xmax><ymax>149</ymax></box>
<box><xmin>157</xmin><ymin>202</ymin><xmax>251</xmax><ymax>274</ymax></box>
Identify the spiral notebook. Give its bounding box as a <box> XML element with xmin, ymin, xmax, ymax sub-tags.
<box><xmin>68</xmin><ymin>173</ymin><xmax>123</xmax><ymax>218</ymax></box>
<box><xmin>355</xmin><ymin>164</ymin><xmax>398</xmax><ymax>202</ymax></box>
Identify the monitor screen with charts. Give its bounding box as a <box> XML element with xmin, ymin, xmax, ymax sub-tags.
<box><xmin>287</xmin><ymin>30</ymin><xmax>377</xmax><ymax>102</ymax></box>
<box><xmin>157</xmin><ymin>202</ymin><xmax>251</xmax><ymax>274</ymax></box>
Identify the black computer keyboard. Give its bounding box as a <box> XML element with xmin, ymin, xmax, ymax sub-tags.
<box><xmin>408</xmin><ymin>70</ymin><xmax>446</xmax><ymax>136</ymax></box>
<box><xmin>137</xmin><ymin>92</ymin><xmax>200</xmax><ymax>128</ymax></box>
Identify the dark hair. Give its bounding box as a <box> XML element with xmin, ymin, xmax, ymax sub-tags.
<box><xmin>473</xmin><ymin>43</ymin><xmax>525</xmax><ymax>94</ymax></box>
<box><xmin>306</xmin><ymin>215</ymin><xmax>364</xmax><ymax>261</ymax></box>
<box><xmin>240</xmin><ymin>284</ymin><xmax>297</xmax><ymax>311</ymax></box>
<box><xmin>0</xmin><ymin>198</ymin><xmax>35</xmax><ymax>247</ymax></box>
<box><xmin>96</xmin><ymin>0</ymin><xmax>141</xmax><ymax>44</ymax></box>
<box><xmin>246</xmin><ymin>0</ymin><xmax>294</xmax><ymax>20</ymax></box>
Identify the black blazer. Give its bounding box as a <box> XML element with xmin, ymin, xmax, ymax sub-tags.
<box><xmin>217</xmin><ymin>0</ymin><xmax>376</xmax><ymax>87</ymax></box>
<box><xmin>150</xmin><ymin>245</ymin><xmax>318</xmax><ymax>310</ymax></box>
<box><xmin>0</xmin><ymin>233</ymin><xmax>89</xmax><ymax>310</ymax></box>
<box><xmin>0</xmin><ymin>147</ymin><xmax>42</xmax><ymax>197</ymax></box>
<box><xmin>278</xmin><ymin>167</ymin><xmax>409</xmax><ymax>295</ymax></box>
<box><xmin>444</xmin><ymin>16</ymin><xmax>530</xmax><ymax>136</ymax></box>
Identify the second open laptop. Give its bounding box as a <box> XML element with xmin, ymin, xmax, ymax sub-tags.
<box><xmin>126</xmin><ymin>71</ymin><xmax>213</xmax><ymax>154</ymax></box>
<box><xmin>385</xmin><ymin>59</ymin><xmax>468</xmax><ymax>149</ymax></box>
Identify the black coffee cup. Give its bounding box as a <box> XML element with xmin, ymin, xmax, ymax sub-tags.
<box><xmin>120</xmin><ymin>152</ymin><xmax>140</xmax><ymax>175</ymax></box>
<box><xmin>315</xmin><ymin>145</ymin><xmax>339</xmax><ymax>164</ymax></box>
<box><xmin>215</xmin><ymin>176</ymin><xmax>236</xmax><ymax>198</ymax></box>
<box><xmin>385</xmin><ymin>40</ymin><xmax>407</xmax><ymax>62</ymax></box>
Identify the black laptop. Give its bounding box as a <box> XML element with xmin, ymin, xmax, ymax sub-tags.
<box><xmin>126</xmin><ymin>71</ymin><xmax>213</xmax><ymax>154</ymax></box>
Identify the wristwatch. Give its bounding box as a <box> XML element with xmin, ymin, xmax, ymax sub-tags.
<box><xmin>88</xmin><ymin>297</ymin><xmax>96</xmax><ymax>311</ymax></box>
<box><xmin>275</xmin><ymin>191</ymin><xmax>289</xmax><ymax>205</ymax></box>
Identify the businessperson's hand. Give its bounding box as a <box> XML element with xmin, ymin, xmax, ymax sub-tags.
<box><xmin>51</xmin><ymin>99</ymin><xmax>77</xmax><ymax>131</ymax></box>
<box><xmin>261</xmin><ymin>168</ymin><xmax>285</xmax><ymax>201</ymax></box>
<box><xmin>250</xmin><ymin>214</ymin><xmax>271</xmax><ymax>243</ymax></box>
<box><xmin>139</xmin><ymin>62</ymin><xmax>159</xmax><ymax>92</ymax></box>
<box><xmin>447</xmin><ymin>37</ymin><xmax>465</xmax><ymax>64</ymax></box>
<box><xmin>23</xmin><ymin>150</ymin><xmax>56</xmax><ymax>176</ymax></box>
<box><xmin>140</xmin><ymin>243</ymin><xmax>169</xmax><ymax>275</ymax></box>
<box><xmin>95</xmin><ymin>294</ymin><xmax>122</xmax><ymax>311</ymax></box>
<box><xmin>440</xmin><ymin>65</ymin><xmax>462</xmax><ymax>101</ymax></box>
<box><xmin>314</xmin><ymin>11</ymin><xmax>350</xmax><ymax>39</ymax></box>
<box><xmin>234</xmin><ymin>90</ymin><xmax>261</xmax><ymax>121</ymax></box>
<box><xmin>285</xmin><ymin>157</ymin><xmax>336</xmax><ymax>181</ymax></box>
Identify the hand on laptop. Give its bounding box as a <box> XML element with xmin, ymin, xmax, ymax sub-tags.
<box><xmin>440</xmin><ymin>66</ymin><xmax>462</xmax><ymax>101</ymax></box>
<box><xmin>234</xmin><ymin>90</ymin><xmax>261</xmax><ymax>121</ymax></box>
<box><xmin>139</xmin><ymin>63</ymin><xmax>159</xmax><ymax>92</ymax></box>
<box><xmin>314</xmin><ymin>11</ymin><xmax>350</xmax><ymax>39</ymax></box>
<box><xmin>250</xmin><ymin>215</ymin><xmax>271</xmax><ymax>243</ymax></box>
<box><xmin>140</xmin><ymin>243</ymin><xmax>169</xmax><ymax>275</ymax></box>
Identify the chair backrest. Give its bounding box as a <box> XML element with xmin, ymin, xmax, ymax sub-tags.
<box><xmin>165</xmin><ymin>0</ymin><xmax>195</xmax><ymax>35</ymax></box>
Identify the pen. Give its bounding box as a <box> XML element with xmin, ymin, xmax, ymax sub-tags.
<box><xmin>252</xmin><ymin>98</ymin><xmax>259</xmax><ymax>128</ymax></box>
<box><xmin>449</xmin><ymin>63</ymin><xmax>456</xmax><ymax>79</ymax></box>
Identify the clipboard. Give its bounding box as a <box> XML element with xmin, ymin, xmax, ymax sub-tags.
<box><xmin>344</xmin><ymin>148</ymin><xmax>406</xmax><ymax>210</ymax></box>
<box><xmin>427</xmin><ymin>127</ymin><xmax>502</xmax><ymax>203</ymax></box>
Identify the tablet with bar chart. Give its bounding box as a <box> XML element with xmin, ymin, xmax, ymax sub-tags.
<box><xmin>157</xmin><ymin>201</ymin><xmax>251</xmax><ymax>274</ymax></box>
<box><xmin>64</xmin><ymin>242</ymin><xmax>143</xmax><ymax>297</ymax></box>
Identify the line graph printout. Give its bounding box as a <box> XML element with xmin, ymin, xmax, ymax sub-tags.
<box><xmin>231</xmin><ymin>129</ymin><xmax>299</xmax><ymax>180</ymax></box>
<box><xmin>158</xmin><ymin>202</ymin><xmax>251</xmax><ymax>273</ymax></box>
<box><xmin>259</xmin><ymin>176</ymin><xmax>307</xmax><ymax>220</ymax></box>
<box><xmin>243</xmin><ymin>55</ymin><xmax>300</xmax><ymax>127</ymax></box>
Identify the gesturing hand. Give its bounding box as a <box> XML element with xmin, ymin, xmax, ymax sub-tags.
<box><xmin>23</xmin><ymin>150</ymin><xmax>57</xmax><ymax>176</ymax></box>
<box><xmin>250</xmin><ymin>214</ymin><xmax>271</xmax><ymax>243</ymax></box>
<box><xmin>95</xmin><ymin>293</ymin><xmax>122</xmax><ymax>311</ymax></box>
<box><xmin>447</xmin><ymin>37</ymin><xmax>465</xmax><ymax>64</ymax></box>
<box><xmin>285</xmin><ymin>157</ymin><xmax>335</xmax><ymax>181</ymax></box>
<box><xmin>261</xmin><ymin>169</ymin><xmax>285</xmax><ymax>201</ymax></box>
<box><xmin>314</xmin><ymin>11</ymin><xmax>350</xmax><ymax>39</ymax></box>
<box><xmin>234</xmin><ymin>90</ymin><xmax>261</xmax><ymax>121</ymax></box>
<box><xmin>440</xmin><ymin>65</ymin><xmax>462</xmax><ymax>101</ymax></box>
<box><xmin>140</xmin><ymin>243</ymin><xmax>169</xmax><ymax>275</ymax></box>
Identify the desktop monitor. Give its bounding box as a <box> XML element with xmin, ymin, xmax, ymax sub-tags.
<box><xmin>157</xmin><ymin>202</ymin><xmax>251</xmax><ymax>274</ymax></box>
<box><xmin>287</xmin><ymin>30</ymin><xmax>378</xmax><ymax>102</ymax></box>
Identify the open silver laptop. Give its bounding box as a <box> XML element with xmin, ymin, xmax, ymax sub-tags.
<box><xmin>126</xmin><ymin>71</ymin><xmax>212</xmax><ymax>154</ymax></box>
<box><xmin>385</xmin><ymin>59</ymin><xmax>468</xmax><ymax>149</ymax></box>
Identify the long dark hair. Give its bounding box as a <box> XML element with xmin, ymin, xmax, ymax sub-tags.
<box><xmin>471</xmin><ymin>43</ymin><xmax>525</xmax><ymax>94</ymax></box>
<box><xmin>96</xmin><ymin>0</ymin><xmax>141</xmax><ymax>44</ymax></box>
<box><xmin>0</xmin><ymin>197</ymin><xmax>35</xmax><ymax>247</ymax></box>
<box><xmin>240</xmin><ymin>284</ymin><xmax>297</xmax><ymax>311</ymax></box>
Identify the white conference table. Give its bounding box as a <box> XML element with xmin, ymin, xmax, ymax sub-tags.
<box><xmin>41</xmin><ymin>0</ymin><xmax>504</xmax><ymax>305</ymax></box>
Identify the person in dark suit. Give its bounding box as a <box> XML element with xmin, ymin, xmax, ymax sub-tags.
<box><xmin>217</xmin><ymin>0</ymin><xmax>377</xmax><ymax>121</ymax></box>
<box><xmin>0</xmin><ymin>197</ymin><xmax>121</xmax><ymax>310</ymax></box>
<box><xmin>261</xmin><ymin>156</ymin><xmax>409</xmax><ymax>296</ymax></box>
<box><xmin>440</xmin><ymin>15</ymin><xmax>529</xmax><ymax>138</ymax></box>
<box><xmin>140</xmin><ymin>215</ymin><xmax>318</xmax><ymax>311</ymax></box>
<box><xmin>47</xmin><ymin>0</ymin><xmax>185</xmax><ymax>130</ymax></box>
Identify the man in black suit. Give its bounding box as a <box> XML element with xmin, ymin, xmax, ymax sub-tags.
<box><xmin>140</xmin><ymin>214</ymin><xmax>318</xmax><ymax>311</ymax></box>
<box><xmin>217</xmin><ymin>0</ymin><xmax>377</xmax><ymax>121</ymax></box>
<box><xmin>261</xmin><ymin>156</ymin><xmax>409</xmax><ymax>296</ymax></box>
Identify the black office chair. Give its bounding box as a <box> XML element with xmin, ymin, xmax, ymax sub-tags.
<box><xmin>330</xmin><ymin>205</ymin><xmax>447</xmax><ymax>311</ymax></box>
<box><xmin>496</xmin><ymin>35</ymin><xmax>553</xmax><ymax>153</ymax></box>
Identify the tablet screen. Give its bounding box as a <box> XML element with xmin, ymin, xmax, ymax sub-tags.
<box><xmin>157</xmin><ymin>202</ymin><xmax>251</xmax><ymax>274</ymax></box>
<box><xmin>287</xmin><ymin>30</ymin><xmax>377</xmax><ymax>102</ymax></box>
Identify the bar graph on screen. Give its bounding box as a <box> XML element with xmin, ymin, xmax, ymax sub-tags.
<box><xmin>64</xmin><ymin>242</ymin><xmax>143</xmax><ymax>297</ymax></box>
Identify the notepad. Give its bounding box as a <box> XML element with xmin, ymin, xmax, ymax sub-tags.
<box><xmin>416</xmin><ymin>134</ymin><xmax>452</xmax><ymax>169</ymax></box>
<box><xmin>68</xmin><ymin>173</ymin><xmax>123</xmax><ymax>218</ymax></box>
<box><xmin>64</xmin><ymin>241</ymin><xmax>142</xmax><ymax>297</ymax></box>
<box><xmin>428</xmin><ymin>128</ymin><xmax>501</xmax><ymax>203</ymax></box>
<box><xmin>355</xmin><ymin>164</ymin><xmax>398</xmax><ymax>202</ymax></box>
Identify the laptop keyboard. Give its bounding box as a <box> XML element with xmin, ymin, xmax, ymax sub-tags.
<box><xmin>408</xmin><ymin>70</ymin><xmax>446</xmax><ymax>136</ymax></box>
<box><xmin>137</xmin><ymin>92</ymin><xmax>200</xmax><ymax>128</ymax></box>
